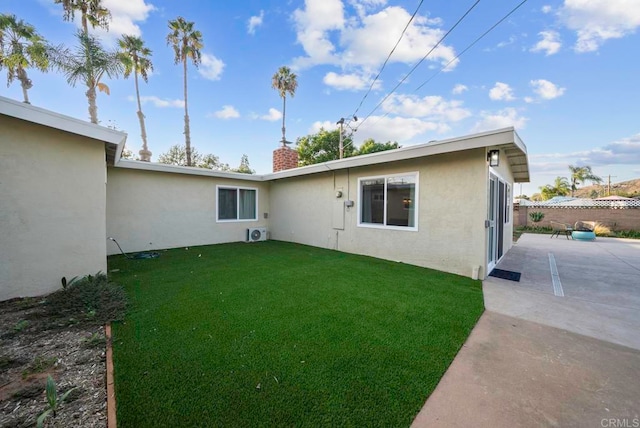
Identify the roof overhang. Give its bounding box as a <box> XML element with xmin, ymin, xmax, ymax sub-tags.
<box><xmin>114</xmin><ymin>159</ymin><xmax>265</xmax><ymax>181</ymax></box>
<box><xmin>263</xmin><ymin>127</ymin><xmax>530</xmax><ymax>183</ymax></box>
<box><xmin>0</xmin><ymin>96</ymin><xmax>127</xmax><ymax>165</ymax></box>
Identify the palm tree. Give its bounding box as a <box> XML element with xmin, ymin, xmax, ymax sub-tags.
<box><xmin>118</xmin><ymin>35</ymin><xmax>153</xmax><ymax>161</ymax></box>
<box><xmin>271</xmin><ymin>66</ymin><xmax>298</xmax><ymax>145</ymax></box>
<box><xmin>55</xmin><ymin>0</ymin><xmax>110</xmax><ymax>35</ymax></box>
<box><xmin>53</xmin><ymin>31</ymin><xmax>122</xmax><ymax>124</ymax></box>
<box><xmin>568</xmin><ymin>165</ymin><xmax>602</xmax><ymax>197</ymax></box>
<box><xmin>0</xmin><ymin>14</ymin><xmax>50</xmax><ymax>104</ymax></box>
<box><xmin>539</xmin><ymin>176</ymin><xmax>571</xmax><ymax>200</ymax></box>
<box><xmin>166</xmin><ymin>17</ymin><xmax>203</xmax><ymax>167</ymax></box>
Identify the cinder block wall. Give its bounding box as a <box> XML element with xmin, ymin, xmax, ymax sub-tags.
<box><xmin>515</xmin><ymin>206</ymin><xmax>640</xmax><ymax>230</ymax></box>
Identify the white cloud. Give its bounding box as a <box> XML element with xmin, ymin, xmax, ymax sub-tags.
<box><xmin>530</xmin><ymin>79</ymin><xmax>566</xmax><ymax>100</ymax></box>
<box><xmin>309</xmin><ymin>120</ymin><xmax>336</xmax><ymax>133</ymax></box>
<box><xmin>340</xmin><ymin>6</ymin><xmax>456</xmax><ymax>69</ymax></box>
<box><xmin>93</xmin><ymin>0</ymin><xmax>155</xmax><ymax>39</ymax></box>
<box><xmin>472</xmin><ymin>108</ymin><xmax>528</xmax><ymax>132</ymax></box>
<box><xmin>559</xmin><ymin>0</ymin><xmax>640</xmax><ymax>52</ymax></box>
<box><xmin>452</xmin><ymin>84</ymin><xmax>468</xmax><ymax>94</ymax></box>
<box><xmin>258</xmin><ymin>108</ymin><xmax>282</xmax><ymax>121</ymax></box>
<box><xmin>291</xmin><ymin>2</ymin><xmax>457</xmax><ymax>72</ymax></box>
<box><xmin>212</xmin><ymin>105</ymin><xmax>240</xmax><ymax>119</ymax></box>
<box><xmin>354</xmin><ymin>115</ymin><xmax>450</xmax><ymax>144</ymax></box>
<box><xmin>531</xmin><ymin>30</ymin><xmax>562</xmax><ymax>55</ymax></box>
<box><xmin>489</xmin><ymin>82</ymin><xmax>515</xmax><ymax>101</ymax></box>
<box><xmin>541</xmin><ymin>5</ymin><xmax>553</xmax><ymax>14</ymax></box>
<box><xmin>292</xmin><ymin>0</ymin><xmax>345</xmax><ymax>68</ymax></box>
<box><xmin>530</xmin><ymin>134</ymin><xmax>640</xmax><ymax>171</ymax></box>
<box><xmin>131</xmin><ymin>95</ymin><xmax>184</xmax><ymax>108</ymax></box>
<box><xmin>247</xmin><ymin>10</ymin><xmax>264</xmax><ymax>35</ymax></box>
<box><xmin>323</xmin><ymin>71</ymin><xmax>380</xmax><ymax>91</ymax></box>
<box><xmin>198</xmin><ymin>53</ymin><xmax>225</xmax><ymax>81</ymax></box>
<box><xmin>310</xmin><ymin>115</ymin><xmax>449</xmax><ymax>144</ymax></box>
<box><xmin>381</xmin><ymin>94</ymin><xmax>471</xmax><ymax>122</ymax></box>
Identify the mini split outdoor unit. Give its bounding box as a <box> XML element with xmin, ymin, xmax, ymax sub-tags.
<box><xmin>247</xmin><ymin>227</ymin><xmax>267</xmax><ymax>242</ymax></box>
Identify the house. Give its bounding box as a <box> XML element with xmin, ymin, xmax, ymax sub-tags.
<box><xmin>0</xmin><ymin>96</ymin><xmax>530</xmax><ymax>301</ymax></box>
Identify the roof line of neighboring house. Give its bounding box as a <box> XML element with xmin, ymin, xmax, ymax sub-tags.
<box><xmin>0</xmin><ymin>96</ymin><xmax>529</xmax><ymax>183</ymax></box>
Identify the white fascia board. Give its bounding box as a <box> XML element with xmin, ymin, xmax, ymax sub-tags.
<box><xmin>0</xmin><ymin>96</ymin><xmax>127</xmax><ymax>147</ymax></box>
<box><xmin>115</xmin><ymin>160</ymin><xmax>265</xmax><ymax>181</ymax></box>
<box><xmin>263</xmin><ymin>127</ymin><xmax>521</xmax><ymax>180</ymax></box>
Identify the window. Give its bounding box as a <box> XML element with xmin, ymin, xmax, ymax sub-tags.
<box><xmin>216</xmin><ymin>186</ymin><xmax>257</xmax><ymax>221</ymax></box>
<box><xmin>358</xmin><ymin>173</ymin><xmax>418</xmax><ymax>230</ymax></box>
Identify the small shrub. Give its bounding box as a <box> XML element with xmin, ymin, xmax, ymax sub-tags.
<box><xmin>529</xmin><ymin>211</ymin><xmax>545</xmax><ymax>223</ymax></box>
<box><xmin>593</xmin><ymin>222</ymin><xmax>613</xmax><ymax>237</ymax></box>
<box><xmin>615</xmin><ymin>230</ymin><xmax>640</xmax><ymax>239</ymax></box>
<box><xmin>44</xmin><ymin>273</ymin><xmax>127</xmax><ymax>328</ymax></box>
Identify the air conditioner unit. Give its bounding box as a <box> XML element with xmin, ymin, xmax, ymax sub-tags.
<box><xmin>247</xmin><ymin>227</ymin><xmax>267</xmax><ymax>242</ymax></box>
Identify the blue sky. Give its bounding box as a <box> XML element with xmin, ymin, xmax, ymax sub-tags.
<box><xmin>3</xmin><ymin>0</ymin><xmax>639</xmax><ymax>196</ymax></box>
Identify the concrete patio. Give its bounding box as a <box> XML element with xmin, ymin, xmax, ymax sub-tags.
<box><xmin>412</xmin><ymin>233</ymin><xmax>640</xmax><ymax>427</ymax></box>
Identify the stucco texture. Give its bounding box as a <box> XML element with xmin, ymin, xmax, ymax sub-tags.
<box><xmin>106</xmin><ymin>167</ymin><xmax>270</xmax><ymax>255</ymax></box>
<box><xmin>269</xmin><ymin>149</ymin><xmax>491</xmax><ymax>278</ymax></box>
<box><xmin>0</xmin><ymin>116</ymin><xmax>108</xmax><ymax>300</ymax></box>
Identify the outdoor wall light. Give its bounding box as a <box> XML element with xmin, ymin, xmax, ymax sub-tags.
<box><xmin>487</xmin><ymin>149</ymin><xmax>500</xmax><ymax>167</ymax></box>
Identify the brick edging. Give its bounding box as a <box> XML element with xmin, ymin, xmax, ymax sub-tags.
<box><xmin>105</xmin><ymin>324</ymin><xmax>117</xmax><ymax>428</ymax></box>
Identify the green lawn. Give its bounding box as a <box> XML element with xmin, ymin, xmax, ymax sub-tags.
<box><xmin>108</xmin><ymin>241</ymin><xmax>484</xmax><ymax>427</ymax></box>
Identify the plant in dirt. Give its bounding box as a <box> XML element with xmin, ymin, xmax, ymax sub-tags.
<box><xmin>81</xmin><ymin>332</ymin><xmax>105</xmax><ymax>348</ymax></box>
<box><xmin>22</xmin><ymin>355</ymin><xmax>57</xmax><ymax>379</ymax></box>
<box><xmin>13</xmin><ymin>319</ymin><xmax>29</xmax><ymax>332</ymax></box>
<box><xmin>37</xmin><ymin>375</ymin><xmax>78</xmax><ymax>428</ymax></box>
<box><xmin>45</xmin><ymin>272</ymin><xmax>127</xmax><ymax>328</ymax></box>
<box><xmin>529</xmin><ymin>211</ymin><xmax>545</xmax><ymax>223</ymax></box>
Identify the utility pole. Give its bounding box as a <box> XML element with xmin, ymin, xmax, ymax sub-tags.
<box><xmin>607</xmin><ymin>174</ymin><xmax>617</xmax><ymax>196</ymax></box>
<box><xmin>337</xmin><ymin>118</ymin><xmax>345</xmax><ymax>159</ymax></box>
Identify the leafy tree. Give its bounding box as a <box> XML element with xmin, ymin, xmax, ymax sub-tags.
<box><xmin>167</xmin><ymin>17</ymin><xmax>203</xmax><ymax>166</ymax></box>
<box><xmin>357</xmin><ymin>138</ymin><xmax>400</xmax><ymax>155</ymax></box>
<box><xmin>118</xmin><ymin>35</ymin><xmax>153</xmax><ymax>161</ymax></box>
<box><xmin>568</xmin><ymin>165</ymin><xmax>602</xmax><ymax>197</ymax></box>
<box><xmin>296</xmin><ymin>130</ymin><xmax>401</xmax><ymax>166</ymax></box>
<box><xmin>514</xmin><ymin>194</ymin><xmax>529</xmax><ymax>200</ymax></box>
<box><xmin>158</xmin><ymin>144</ymin><xmax>230</xmax><ymax>171</ymax></box>
<box><xmin>52</xmin><ymin>31</ymin><xmax>122</xmax><ymax>124</ymax></box>
<box><xmin>539</xmin><ymin>176</ymin><xmax>570</xmax><ymax>200</ymax></box>
<box><xmin>296</xmin><ymin>128</ymin><xmax>356</xmax><ymax>166</ymax></box>
<box><xmin>271</xmin><ymin>66</ymin><xmax>298</xmax><ymax>145</ymax></box>
<box><xmin>54</xmin><ymin>0</ymin><xmax>110</xmax><ymax>35</ymax></box>
<box><xmin>231</xmin><ymin>154</ymin><xmax>255</xmax><ymax>174</ymax></box>
<box><xmin>0</xmin><ymin>14</ymin><xmax>50</xmax><ymax>104</ymax></box>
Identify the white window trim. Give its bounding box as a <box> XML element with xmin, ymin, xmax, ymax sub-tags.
<box><xmin>216</xmin><ymin>185</ymin><xmax>259</xmax><ymax>222</ymax></box>
<box><xmin>357</xmin><ymin>172</ymin><xmax>419</xmax><ymax>232</ymax></box>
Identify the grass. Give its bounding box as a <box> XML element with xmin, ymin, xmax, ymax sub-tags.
<box><xmin>108</xmin><ymin>241</ymin><xmax>484</xmax><ymax>427</ymax></box>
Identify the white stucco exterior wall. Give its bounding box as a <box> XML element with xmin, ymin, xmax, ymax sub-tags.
<box><xmin>269</xmin><ymin>150</ymin><xmax>489</xmax><ymax>278</ymax></box>
<box><xmin>105</xmin><ymin>167</ymin><xmax>270</xmax><ymax>255</ymax></box>
<box><xmin>0</xmin><ymin>116</ymin><xmax>108</xmax><ymax>300</ymax></box>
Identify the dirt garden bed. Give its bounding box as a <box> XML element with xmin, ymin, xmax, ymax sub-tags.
<box><xmin>0</xmin><ymin>274</ymin><xmax>126</xmax><ymax>427</ymax></box>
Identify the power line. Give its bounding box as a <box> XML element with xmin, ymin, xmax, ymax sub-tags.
<box><xmin>353</xmin><ymin>0</ymin><xmax>481</xmax><ymax>132</ymax></box>
<box><xmin>350</xmin><ymin>0</ymin><xmax>425</xmax><ymax>120</ymax></box>
<box><xmin>414</xmin><ymin>0</ymin><xmax>529</xmax><ymax>92</ymax></box>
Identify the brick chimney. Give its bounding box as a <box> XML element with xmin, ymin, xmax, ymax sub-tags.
<box><xmin>273</xmin><ymin>145</ymin><xmax>299</xmax><ymax>172</ymax></box>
